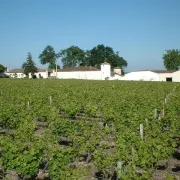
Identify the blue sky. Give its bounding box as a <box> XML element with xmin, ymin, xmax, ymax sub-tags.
<box><xmin>0</xmin><ymin>0</ymin><xmax>180</xmax><ymax>72</ymax></box>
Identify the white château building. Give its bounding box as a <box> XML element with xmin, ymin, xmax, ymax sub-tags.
<box><xmin>5</xmin><ymin>62</ymin><xmax>180</xmax><ymax>82</ymax></box>
<box><xmin>6</xmin><ymin>62</ymin><xmax>122</xmax><ymax>80</ymax></box>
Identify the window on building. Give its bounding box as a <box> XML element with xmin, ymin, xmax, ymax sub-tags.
<box><xmin>166</xmin><ymin>77</ymin><xmax>172</xmax><ymax>82</ymax></box>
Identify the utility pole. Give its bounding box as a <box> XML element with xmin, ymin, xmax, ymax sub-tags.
<box><xmin>56</xmin><ymin>62</ymin><xmax>57</xmax><ymax>78</ymax></box>
<box><xmin>56</xmin><ymin>54</ymin><xmax>58</xmax><ymax>79</ymax></box>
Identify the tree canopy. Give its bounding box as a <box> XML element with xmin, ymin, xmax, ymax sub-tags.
<box><xmin>0</xmin><ymin>64</ymin><xmax>6</xmax><ymax>73</ymax></box>
<box><xmin>22</xmin><ymin>53</ymin><xmax>37</xmax><ymax>76</ymax></box>
<box><xmin>163</xmin><ymin>49</ymin><xmax>180</xmax><ymax>70</ymax></box>
<box><xmin>85</xmin><ymin>45</ymin><xmax>115</xmax><ymax>68</ymax></box>
<box><xmin>59</xmin><ymin>44</ymin><xmax>128</xmax><ymax>70</ymax></box>
<box><xmin>85</xmin><ymin>45</ymin><xmax>128</xmax><ymax>71</ymax></box>
<box><xmin>25</xmin><ymin>44</ymin><xmax>128</xmax><ymax>71</ymax></box>
<box><xmin>59</xmin><ymin>46</ymin><xmax>85</xmax><ymax>68</ymax></box>
<box><xmin>39</xmin><ymin>45</ymin><xmax>57</xmax><ymax>69</ymax></box>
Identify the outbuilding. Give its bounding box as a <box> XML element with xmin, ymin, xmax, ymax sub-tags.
<box><xmin>121</xmin><ymin>70</ymin><xmax>180</xmax><ymax>82</ymax></box>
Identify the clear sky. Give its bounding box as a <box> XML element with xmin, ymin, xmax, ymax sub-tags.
<box><xmin>0</xmin><ymin>0</ymin><xmax>180</xmax><ymax>72</ymax></box>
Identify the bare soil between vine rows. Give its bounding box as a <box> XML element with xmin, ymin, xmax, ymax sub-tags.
<box><xmin>152</xmin><ymin>147</ymin><xmax>180</xmax><ymax>180</ymax></box>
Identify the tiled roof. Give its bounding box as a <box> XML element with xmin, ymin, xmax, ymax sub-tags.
<box><xmin>37</xmin><ymin>69</ymin><xmax>50</xmax><ymax>72</ymax></box>
<box><xmin>7</xmin><ymin>69</ymin><xmax>24</xmax><ymax>73</ymax></box>
<box><xmin>151</xmin><ymin>70</ymin><xmax>177</xmax><ymax>73</ymax></box>
<box><xmin>57</xmin><ymin>66</ymin><xmax>100</xmax><ymax>72</ymax></box>
<box><xmin>131</xmin><ymin>70</ymin><xmax>177</xmax><ymax>74</ymax></box>
<box><xmin>7</xmin><ymin>69</ymin><xmax>51</xmax><ymax>73</ymax></box>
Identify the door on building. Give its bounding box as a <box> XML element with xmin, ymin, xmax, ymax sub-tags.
<box><xmin>166</xmin><ymin>77</ymin><xmax>172</xmax><ymax>82</ymax></box>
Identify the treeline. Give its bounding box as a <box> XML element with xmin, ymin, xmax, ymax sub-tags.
<box><xmin>38</xmin><ymin>44</ymin><xmax>128</xmax><ymax>69</ymax></box>
<box><xmin>22</xmin><ymin>47</ymin><xmax>180</xmax><ymax>77</ymax></box>
<box><xmin>22</xmin><ymin>44</ymin><xmax>128</xmax><ymax>77</ymax></box>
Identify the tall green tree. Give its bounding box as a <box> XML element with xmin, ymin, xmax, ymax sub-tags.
<box><xmin>107</xmin><ymin>52</ymin><xmax>128</xmax><ymax>70</ymax></box>
<box><xmin>85</xmin><ymin>44</ymin><xmax>128</xmax><ymax>69</ymax></box>
<box><xmin>39</xmin><ymin>45</ymin><xmax>57</xmax><ymax>69</ymax></box>
<box><xmin>59</xmin><ymin>46</ymin><xmax>85</xmax><ymax>67</ymax></box>
<box><xmin>22</xmin><ymin>53</ymin><xmax>37</xmax><ymax>77</ymax></box>
<box><xmin>163</xmin><ymin>49</ymin><xmax>180</xmax><ymax>70</ymax></box>
<box><xmin>85</xmin><ymin>45</ymin><xmax>114</xmax><ymax>68</ymax></box>
<box><xmin>0</xmin><ymin>64</ymin><xmax>6</xmax><ymax>73</ymax></box>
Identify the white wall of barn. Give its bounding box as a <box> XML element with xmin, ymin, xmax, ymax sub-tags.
<box><xmin>158</xmin><ymin>73</ymin><xmax>174</xmax><ymax>81</ymax></box>
<box><xmin>172</xmin><ymin>71</ymin><xmax>180</xmax><ymax>82</ymax></box>
<box><xmin>120</xmin><ymin>71</ymin><xmax>160</xmax><ymax>81</ymax></box>
<box><xmin>57</xmin><ymin>71</ymin><xmax>102</xmax><ymax>80</ymax></box>
<box><xmin>158</xmin><ymin>71</ymin><xmax>180</xmax><ymax>82</ymax></box>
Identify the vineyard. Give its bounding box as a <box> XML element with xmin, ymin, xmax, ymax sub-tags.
<box><xmin>0</xmin><ymin>79</ymin><xmax>179</xmax><ymax>180</ymax></box>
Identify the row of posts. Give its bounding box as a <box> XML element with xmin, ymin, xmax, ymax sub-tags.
<box><xmin>117</xmin><ymin>86</ymin><xmax>177</xmax><ymax>178</ymax></box>
<box><xmin>27</xmin><ymin>96</ymin><xmax>52</xmax><ymax>108</ymax></box>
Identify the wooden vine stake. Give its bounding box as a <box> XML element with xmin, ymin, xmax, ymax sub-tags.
<box><xmin>140</xmin><ymin>124</ymin><xmax>143</xmax><ymax>141</ymax></box>
<box><xmin>132</xmin><ymin>146</ymin><xmax>136</xmax><ymax>169</ymax></box>
<box><xmin>27</xmin><ymin>101</ymin><xmax>30</xmax><ymax>108</ymax></box>
<box><xmin>154</xmin><ymin>108</ymin><xmax>157</xmax><ymax>119</ymax></box>
<box><xmin>117</xmin><ymin>161</ymin><xmax>122</xmax><ymax>179</ymax></box>
<box><xmin>145</xmin><ymin>118</ymin><xmax>148</xmax><ymax>125</ymax></box>
<box><xmin>158</xmin><ymin>115</ymin><xmax>161</xmax><ymax>120</ymax></box>
<box><xmin>162</xmin><ymin>102</ymin><xmax>165</xmax><ymax>118</ymax></box>
<box><xmin>50</xmin><ymin>96</ymin><xmax>52</xmax><ymax>105</ymax></box>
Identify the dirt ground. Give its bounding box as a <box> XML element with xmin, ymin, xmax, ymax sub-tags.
<box><xmin>153</xmin><ymin>148</ymin><xmax>180</xmax><ymax>180</ymax></box>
